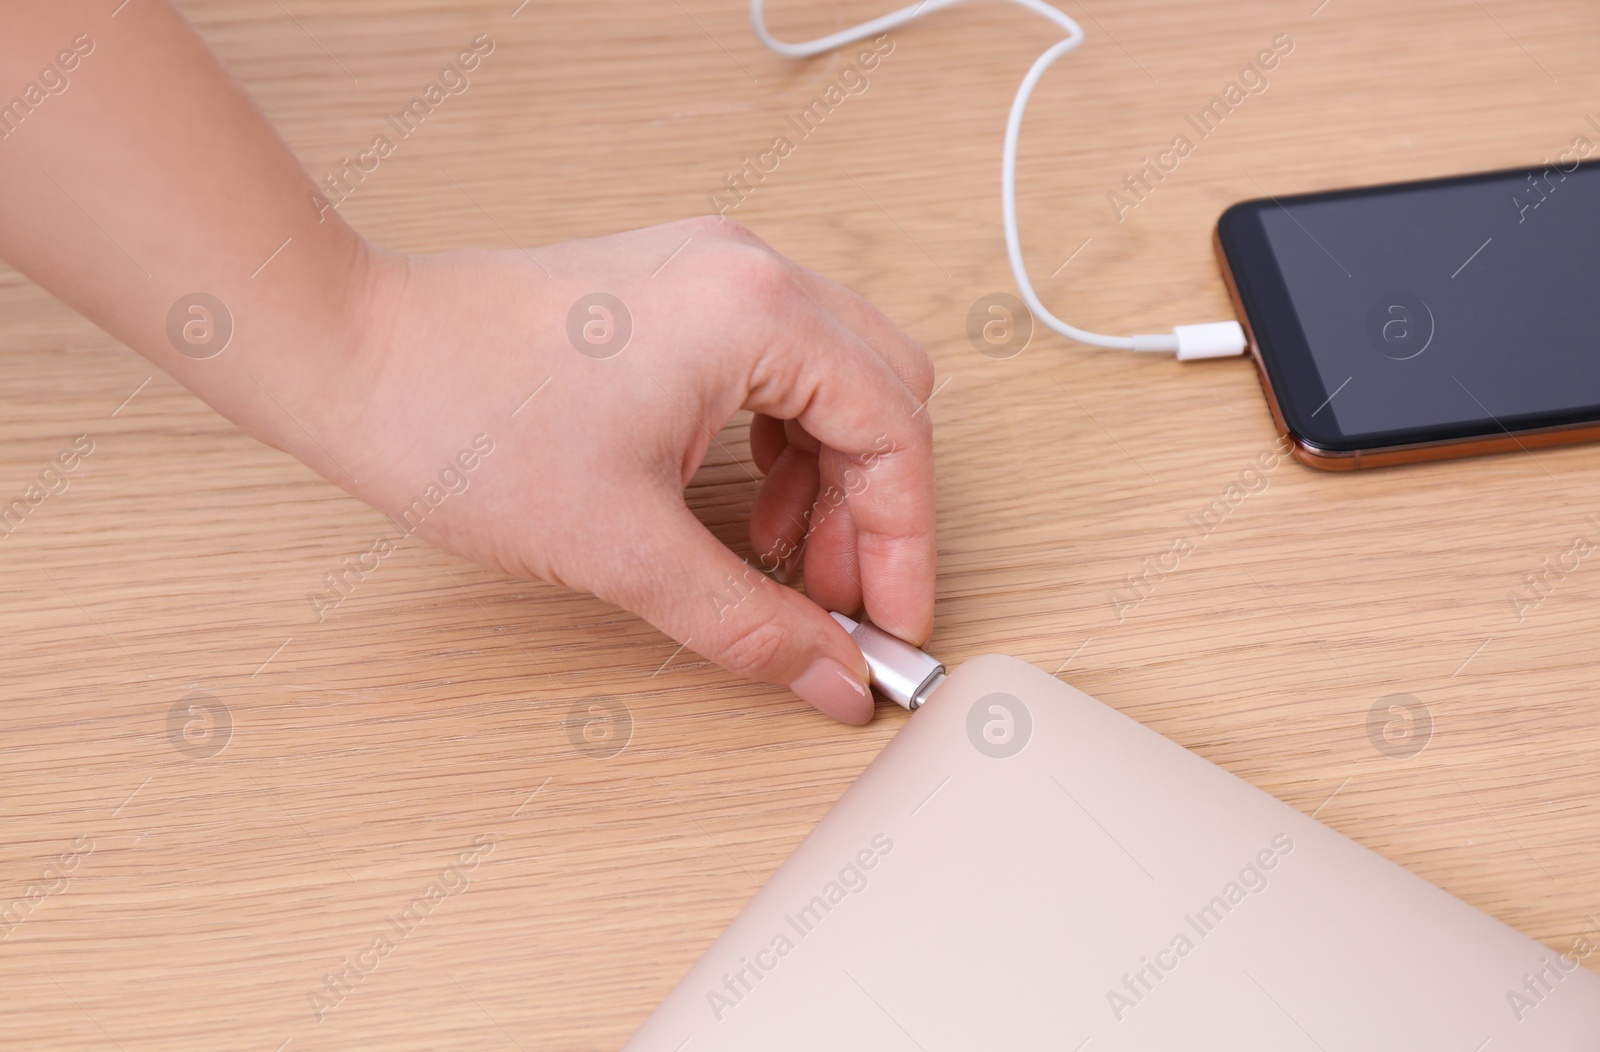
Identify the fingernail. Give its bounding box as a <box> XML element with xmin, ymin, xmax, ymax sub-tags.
<box><xmin>790</xmin><ymin>657</ymin><xmax>873</xmax><ymax>725</ymax></box>
<box><xmin>771</xmin><ymin>548</ymin><xmax>803</xmax><ymax>585</ymax></box>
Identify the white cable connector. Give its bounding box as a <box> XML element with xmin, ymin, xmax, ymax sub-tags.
<box><xmin>830</xmin><ymin>612</ymin><xmax>946</xmax><ymax>710</ymax></box>
<box><xmin>750</xmin><ymin>0</ymin><xmax>1248</xmax><ymax>361</ymax></box>
<box><xmin>1173</xmin><ymin>321</ymin><xmax>1250</xmax><ymax>360</ymax></box>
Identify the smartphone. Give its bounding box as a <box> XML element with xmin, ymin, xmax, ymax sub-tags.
<box><xmin>1215</xmin><ymin>155</ymin><xmax>1600</xmax><ymax>469</ymax></box>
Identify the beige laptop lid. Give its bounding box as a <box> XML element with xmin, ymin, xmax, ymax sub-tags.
<box><xmin>627</xmin><ymin>654</ymin><xmax>1600</xmax><ymax>1050</ymax></box>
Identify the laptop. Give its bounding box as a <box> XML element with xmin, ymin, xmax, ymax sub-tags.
<box><xmin>627</xmin><ymin>653</ymin><xmax>1600</xmax><ymax>1049</ymax></box>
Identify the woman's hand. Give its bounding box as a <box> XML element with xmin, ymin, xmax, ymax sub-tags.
<box><xmin>0</xmin><ymin>2</ymin><xmax>935</xmax><ymax>723</ymax></box>
<box><xmin>304</xmin><ymin>217</ymin><xmax>936</xmax><ymax>723</ymax></box>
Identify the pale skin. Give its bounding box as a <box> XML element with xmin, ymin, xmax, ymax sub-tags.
<box><xmin>0</xmin><ymin>2</ymin><xmax>937</xmax><ymax>723</ymax></box>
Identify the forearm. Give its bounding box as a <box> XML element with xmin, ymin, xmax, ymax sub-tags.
<box><xmin>0</xmin><ymin>0</ymin><xmax>374</xmax><ymax>468</ymax></box>
<box><xmin>0</xmin><ymin>2</ymin><xmax>939</xmax><ymax>718</ymax></box>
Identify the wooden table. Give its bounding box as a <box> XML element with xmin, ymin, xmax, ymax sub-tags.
<box><xmin>5</xmin><ymin>0</ymin><xmax>1599</xmax><ymax>1047</ymax></box>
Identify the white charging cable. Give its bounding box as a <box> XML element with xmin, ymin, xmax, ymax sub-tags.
<box><xmin>750</xmin><ymin>0</ymin><xmax>1248</xmax><ymax>361</ymax></box>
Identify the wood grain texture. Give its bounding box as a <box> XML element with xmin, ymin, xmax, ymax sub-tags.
<box><xmin>3</xmin><ymin>0</ymin><xmax>1600</xmax><ymax>1047</ymax></box>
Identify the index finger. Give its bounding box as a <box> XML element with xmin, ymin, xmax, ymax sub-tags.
<box><xmin>738</xmin><ymin>275</ymin><xmax>937</xmax><ymax>645</ymax></box>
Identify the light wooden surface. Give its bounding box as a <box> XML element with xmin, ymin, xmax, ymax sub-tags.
<box><xmin>5</xmin><ymin>0</ymin><xmax>1600</xmax><ymax>1047</ymax></box>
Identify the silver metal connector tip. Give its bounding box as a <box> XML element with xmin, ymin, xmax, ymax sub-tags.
<box><xmin>829</xmin><ymin>612</ymin><xmax>944</xmax><ymax>711</ymax></box>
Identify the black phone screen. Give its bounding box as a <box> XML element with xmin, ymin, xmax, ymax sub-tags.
<box><xmin>1216</xmin><ymin>155</ymin><xmax>1600</xmax><ymax>452</ymax></box>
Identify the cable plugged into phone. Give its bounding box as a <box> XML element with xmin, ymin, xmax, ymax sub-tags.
<box><xmin>830</xmin><ymin>612</ymin><xmax>946</xmax><ymax>710</ymax></box>
<box><xmin>1170</xmin><ymin>321</ymin><xmax>1250</xmax><ymax>360</ymax></box>
<box><xmin>751</xmin><ymin>0</ymin><xmax>1250</xmax><ymax>363</ymax></box>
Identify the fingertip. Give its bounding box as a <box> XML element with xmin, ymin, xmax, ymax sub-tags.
<box><xmin>857</xmin><ymin>532</ymin><xmax>936</xmax><ymax>646</ymax></box>
<box><xmin>864</xmin><ymin>601</ymin><xmax>933</xmax><ymax>649</ymax></box>
<box><xmin>749</xmin><ymin>413</ymin><xmax>787</xmax><ymax>475</ymax></box>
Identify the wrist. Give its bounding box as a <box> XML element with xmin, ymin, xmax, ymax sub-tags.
<box><xmin>201</xmin><ymin>232</ymin><xmax>400</xmax><ymax>490</ymax></box>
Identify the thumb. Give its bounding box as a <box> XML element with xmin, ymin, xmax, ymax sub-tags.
<box><xmin>601</xmin><ymin>500</ymin><xmax>876</xmax><ymax>724</ymax></box>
